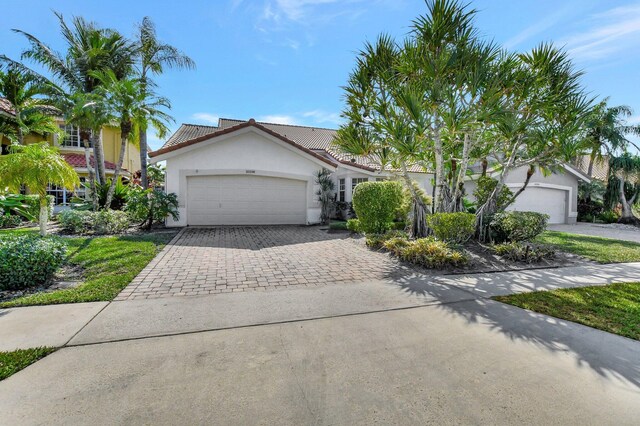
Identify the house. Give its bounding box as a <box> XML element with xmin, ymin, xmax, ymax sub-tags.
<box><xmin>150</xmin><ymin>118</ymin><xmax>589</xmax><ymax>226</ymax></box>
<box><xmin>0</xmin><ymin>98</ymin><xmax>141</xmax><ymax>207</ymax></box>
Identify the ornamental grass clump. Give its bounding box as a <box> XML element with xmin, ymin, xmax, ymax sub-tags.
<box><xmin>399</xmin><ymin>237</ymin><xmax>467</xmax><ymax>268</ymax></box>
<box><xmin>0</xmin><ymin>236</ymin><xmax>66</xmax><ymax>290</ymax></box>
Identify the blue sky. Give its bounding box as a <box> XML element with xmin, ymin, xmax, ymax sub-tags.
<box><xmin>1</xmin><ymin>0</ymin><xmax>640</xmax><ymax>150</ymax></box>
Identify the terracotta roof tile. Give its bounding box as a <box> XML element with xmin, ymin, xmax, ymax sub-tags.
<box><xmin>63</xmin><ymin>153</ymin><xmax>119</xmax><ymax>171</ymax></box>
<box><xmin>574</xmin><ymin>155</ymin><xmax>609</xmax><ymax>181</ymax></box>
<box><xmin>0</xmin><ymin>98</ymin><xmax>15</xmax><ymax>117</ymax></box>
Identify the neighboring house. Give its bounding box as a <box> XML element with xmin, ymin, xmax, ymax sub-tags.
<box><xmin>0</xmin><ymin>98</ymin><xmax>141</xmax><ymax>207</ymax></box>
<box><xmin>150</xmin><ymin>118</ymin><xmax>589</xmax><ymax>226</ymax></box>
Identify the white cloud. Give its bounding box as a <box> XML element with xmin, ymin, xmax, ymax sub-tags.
<box><xmin>504</xmin><ymin>4</ymin><xmax>575</xmax><ymax>49</ymax></box>
<box><xmin>562</xmin><ymin>4</ymin><xmax>640</xmax><ymax>61</ymax></box>
<box><xmin>191</xmin><ymin>113</ymin><xmax>220</xmax><ymax>124</ymax></box>
<box><xmin>302</xmin><ymin>109</ymin><xmax>342</xmax><ymax>125</ymax></box>
<box><xmin>257</xmin><ymin>114</ymin><xmax>300</xmax><ymax>125</ymax></box>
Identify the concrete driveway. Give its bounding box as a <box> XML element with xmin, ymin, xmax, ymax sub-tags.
<box><xmin>116</xmin><ymin>226</ymin><xmax>407</xmax><ymax>300</ymax></box>
<box><xmin>549</xmin><ymin>222</ymin><xmax>640</xmax><ymax>243</ymax></box>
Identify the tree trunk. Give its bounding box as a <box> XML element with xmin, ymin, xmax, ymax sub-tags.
<box><xmin>17</xmin><ymin>127</ymin><xmax>24</xmax><ymax>145</ymax></box>
<box><xmin>586</xmin><ymin>148</ymin><xmax>597</xmax><ymax>178</ymax></box>
<box><xmin>105</xmin><ymin>135</ymin><xmax>128</xmax><ymax>209</ymax></box>
<box><xmin>401</xmin><ymin>162</ymin><xmax>429</xmax><ymax>238</ymax></box>
<box><xmin>92</xmin><ymin>129</ymin><xmax>106</xmax><ymax>185</ymax></box>
<box><xmin>83</xmin><ymin>140</ymin><xmax>99</xmax><ymax>212</ymax></box>
<box><xmin>618</xmin><ymin>178</ymin><xmax>640</xmax><ymax>224</ymax></box>
<box><xmin>139</xmin><ymin>128</ymin><xmax>148</xmax><ymax>189</ymax></box>
<box><xmin>433</xmin><ymin>126</ymin><xmax>445</xmax><ymax>213</ymax></box>
<box><xmin>505</xmin><ymin>165</ymin><xmax>535</xmax><ymax>207</ymax></box>
<box><xmin>38</xmin><ymin>194</ymin><xmax>48</xmax><ymax>236</ymax></box>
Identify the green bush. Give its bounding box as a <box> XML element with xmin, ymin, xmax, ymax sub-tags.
<box><xmin>0</xmin><ymin>213</ymin><xmax>22</xmax><ymax>228</ymax></box>
<box><xmin>382</xmin><ymin>236</ymin><xmax>410</xmax><ymax>256</ymax></box>
<box><xmin>598</xmin><ymin>210</ymin><xmax>619</xmax><ymax>224</ymax></box>
<box><xmin>391</xmin><ymin>221</ymin><xmax>407</xmax><ymax>231</ymax></box>
<box><xmin>58</xmin><ymin>209</ymin><xmax>130</xmax><ymax>235</ymax></box>
<box><xmin>427</xmin><ymin>212</ymin><xmax>475</xmax><ymax>244</ymax></box>
<box><xmin>328</xmin><ymin>221</ymin><xmax>348</xmax><ymax>231</ymax></box>
<box><xmin>346</xmin><ymin>218</ymin><xmax>361</xmax><ymax>233</ymax></box>
<box><xmin>473</xmin><ymin>176</ymin><xmax>513</xmax><ymax>210</ymax></box>
<box><xmin>125</xmin><ymin>187</ymin><xmax>179</xmax><ymax>230</ymax></box>
<box><xmin>22</xmin><ymin>195</ymin><xmax>54</xmax><ymax>221</ymax></box>
<box><xmin>365</xmin><ymin>230</ymin><xmax>408</xmax><ymax>249</ymax></box>
<box><xmin>493</xmin><ymin>241</ymin><xmax>555</xmax><ymax>263</ymax></box>
<box><xmin>352</xmin><ymin>181</ymin><xmax>404</xmax><ymax>234</ymax></box>
<box><xmin>399</xmin><ymin>237</ymin><xmax>467</xmax><ymax>268</ymax></box>
<box><xmin>490</xmin><ymin>211</ymin><xmax>549</xmax><ymax>242</ymax></box>
<box><xmin>0</xmin><ymin>236</ymin><xmax>66</xmax><ymax>290</ymax></box>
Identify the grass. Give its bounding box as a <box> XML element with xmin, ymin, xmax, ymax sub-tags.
<box><xmin>0</xmin><ymin>347</ymin><xmax>57</xmax><ymax>381</ymax></box>
<box><xmin>536</xmin><ymin>231</ymin><xmax>640</xmax><ymax>263</ymax></box>
<box><xmin>495</xmin><ymin>282</ymin><xmax>640</xmax><ymax>340</ymax></box>
<box><xmin>0</xmin><ymin>228</ymin><xmax>175</xmax><ymax>307</ymax></box>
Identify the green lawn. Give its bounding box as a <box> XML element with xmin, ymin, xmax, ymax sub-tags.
<box><xmin>536</xmin><ymin>231</ymin><xmax>640</xmax><ymax>263</ymax></box>
<box><xmin>0</xmin><ymin>347</ymin><xmax>57</xmax><ymax>381</ymax></box>
<box><xmin>495</xmin><ymin>282</ymin><xmax>640</xmax><ymax>340</ymax></box>
<box><xmin>0</xmin><ymin>228</ymin><xmax>175</xmax><ymax>307</ymax></box>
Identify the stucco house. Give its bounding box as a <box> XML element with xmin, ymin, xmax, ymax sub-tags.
<box><xmin>150</xmin><ymin>118</ymin><xmax>589</xmax><ymax>226</ymax></box>
<box><xmin>0</xmin><ymin>98</ymin><xmax>141</xmax><ymax>207</ymax></box>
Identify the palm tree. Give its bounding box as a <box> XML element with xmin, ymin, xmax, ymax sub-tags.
<box><xmin>607</xmin><ymin>153</ymin><xmax>640</xmax><ymax>224</ymax></box>
<box><xmin>0</xmin><ymin>64</ymin><xmax>61</xmax><ymax>144</ymax></box>
<box><xmin>13</xmin><ymin>11</ymin><xmax>134</xmax><ymax>184</ymax></box>
<box><xmin>92</xmin><ymin>70</ymin><xmax>172</xmax><ymax>208</ymax></box>
<box><xmin>0</xmin><ymin>142</ymin><xmax>78</xmax><ymax>235</ymax></box>
<box><xmin>133</xmin><ymin>17</ymin><xmax>194</xmax><ymax>188</ymax></box>
<box><xmin>583</xmin><ymin>99</ymin><xmax>640</xmax><ymax>177</ymax></box>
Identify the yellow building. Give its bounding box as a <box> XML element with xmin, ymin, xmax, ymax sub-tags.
<box><xmin>0</xmin><ymin>99</ymin><xmax>141</xmax><ymax>206</ymax></box>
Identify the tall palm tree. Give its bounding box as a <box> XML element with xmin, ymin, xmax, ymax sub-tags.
<box><xmin>92</xmin><ymin>70</ymin><xmax>172</xmax><ymax>208</ymax></box>
<box><xmin>133</xmin><ymin>17</ymin><xmax>194</xmax><ymax>188</ymax></box>
<box><xmin>583</xmin><ymin>99</ymin><xmax>640</xmax><ymax>177</ymax></box>
<box><xmin>0</xmin><ymin>64</ymin><xmax>61</xmax><ymax>144</ymax></box>
<box><xmin>0</xmin><ymin>142</ymin><xmax>78</xmax><ymax>235</ymax></box>
<box><xmin>13</xmin><ymin>11</ymin><xmax>134</xmax><ymax>184</ymax></box>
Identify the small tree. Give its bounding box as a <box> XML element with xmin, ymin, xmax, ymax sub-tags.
<box><xmin>315</xmin><ymin>168</ymin><xmax>335</xmax><ymax>225</ymax></box>
<box><xmin>0</xmin><ymin>142</ymin><xmax>79</xmax><ymax>235</ymax></box>
<box><xmin>607</xmin><ymin>154</ymin><xmax>640</xmax><ymax>224</ymax></box>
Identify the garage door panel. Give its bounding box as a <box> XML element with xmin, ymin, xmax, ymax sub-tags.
<box><xmin>187</xmin><ymin>175</ymin><xmax>306</xmax><ymax>225</ymax></box>
<box><xmin>507</xmin><ymin>187</ymin><xmax>566</xmax><ymax>224</ymax></box>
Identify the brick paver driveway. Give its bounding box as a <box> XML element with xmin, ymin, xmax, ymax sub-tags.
<box><xmin>116</xmin><ymin>226</ymin><xmax>405</xmax><ymax>300</ymax></box>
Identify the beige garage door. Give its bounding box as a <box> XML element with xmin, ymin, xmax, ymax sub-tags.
<box><xmin>187</xmin><ymin>175</ymin><xmax>307</xmax><ymax>225</ymax></box>
<box><xmin>508</xmin><ymin>186</ymin><xmax>567</xmax><ymax>224</ymax></box>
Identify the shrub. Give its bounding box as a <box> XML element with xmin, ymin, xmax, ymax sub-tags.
<box><xmin>0</xmin><ymin>213</ymin><xmax>22</xmax><ymax>228</ymax></box>
<box><xmin>352</xmin><ymin>181</ymin><xmax>404</xmax><ymax>234</ymax></box>
<box><xmin>391</xmin><ymin>221</ymin><xmax>406</xmax><ymax>231</ymax></box>
<box><xmin>598</xmin><ymin>210</ymin><xmax>619</xmax><ymax>224</ymax></box>
<box><xmin>383</xmin><ymin>236</ymin><xmax>410</xmax><ymax>256</ymax></box>
<box><xmin>493</xmin><ymin>241</ymin><xmax>555</xmax><ymax>263</ymax></box>
<box><xmin>93</xmin><ymin>210</ymin><xmax>130</xmax><ymax>234</ymax></box>
<box><xmin>125</xmin><ymin>187</ymin><xmax>179</xmax><ymax>230</ymax></box>
<box><xmin>96</xmin><ymin>178</ymin><xmax>130</xmax><ymax>210</ymax></box>
<box><xmin>473</xmin><ymin>176</ymin><xmax>513</xmax><ymax>210</ymax></box>
<box><xmin>0</xmin><ymin>236</ymin><xmax>66</xmax><ymax>290</ymax></box>
<box><xmin>365</xmin><ymin>230</ymin><xmax>408</xmax><ymax>249</ymax></box>
<box><xmin>328</xmin><ymin>221</ymin><xmax>349</xmax><ymax>231</ymax></box>
<box><xmin>490</xmin><ymin>211</ymin><xmax>549</xmax><ymax>242</ymax></box>
<box><xmin>58</xmin><ymin>209</ymin><xmax>130</xmax><ymax>235</ymax></box>
<box><xmin>22</xmin><ymin>195</ymin><xmax>54</xmax><ymax>221</ymax></box>
<box><xmin>346</xmin><ymin>218</ymin><xmax>361</xmax><ymax>233</ymax></box>
<box><xmin>427</xmin><ymin>212</ymin><xmax>475</xmax><ymax>244</ymax></box>
<box><xmin>399</xmin><ymin>237</ymin><xmax>467</xmax><ymax>268</ymax></box>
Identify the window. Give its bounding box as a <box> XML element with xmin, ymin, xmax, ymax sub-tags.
<box><xmin>376</xmin><ymin>177</ymin><xmax>386</xmax><ymax>182</ymax></box>
<box><xmin>59</xmin><ymin>124</ymin><xmax>91</xmax><ymax>148</ymax></box>
<box><xmin>47</xmin><ymin>177</ymin><xmax>86</xmax><ymax>206</ymax></box>
<box><xmin>351</xmin><ymin>178</ymin><xmax>368</xmax><ymax>195</ymax></box>
<box><xmin>338</xmin><ymin>178</ymin><xmax>346</xmax><ymax>202</ymax></box>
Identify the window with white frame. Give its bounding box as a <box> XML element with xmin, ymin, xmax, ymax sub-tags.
<box><xmin>351</xmin><ymin>177</ymin><xmax>368</xmax><ymax>195</ymax></box>
<box><xmin>47</xmin><ymin>177</ymin><xmax>86</xmax><ymax>206</ymax></box>
<box><xmin>338</xmin><ymin>178</ymin><xmax>346</xmax><ymax>202</ymax></box>
<box><xmin>59</xmin><ymin>124</ymin><xmax>91</xmax><ymax>148</ymax></box>
<box><xmin>375</xmin><ymin>177</ymin><xmax>386</xmax><ymax>182</ymax></box>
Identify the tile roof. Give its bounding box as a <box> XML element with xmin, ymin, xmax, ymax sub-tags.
<box><xmin>574</xmin><ymin>155</ymin><xmax>609</xmax><ymax>181</ymax></box>
<box><xmin>63</xmin><ymin>153</ymin><xmax>119</xmax><ymax>171</ymax></box>
<box><xmin>156</xmin><ymin>118</ymin><xmax>427</xmax><ymax>173</ymax></box>
<box><xmin>0</xmin><ymin>98</ymin><xmax>15</xmax><ymax>117</ymax></box>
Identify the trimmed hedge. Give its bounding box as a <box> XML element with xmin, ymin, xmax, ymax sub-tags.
<box><xmin>0</xmin><ymin>236</ymin><xmax>67</xmax><ymax>290</ymax></box>
<box><xmin>490</xmin><ymin>211</ymin><xmax>549</xmax><ymax>242</ymax></box>
<box><xmin>58</xmin><ymin>209</ymin><xmax>130</xmax><ymax>235</ymax></box>
<box><xmin>427</xmin><ymin>212</ymin><xmax>475</xmax><ymax>244</ymax></box>
<box><xmin>352</xmin><ymin>181</ymin><xmax>404</xmax><ymax>234</ymax></box>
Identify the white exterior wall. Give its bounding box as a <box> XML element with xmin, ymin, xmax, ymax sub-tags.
<box><xmin>158</xmin><ymin>128</ymin><xmax>332</xmax><ymax>226</ymax></box>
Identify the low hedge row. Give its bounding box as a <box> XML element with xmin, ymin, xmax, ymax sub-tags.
<box><xmin>0</xmin><ymin>236</ymin><xmax>67</xmax><ymax>290</ymax></box>
<box><xmin>58</xmin><ymin>209</ymin><xmax>130</xmax><ymax>235</ymax></box>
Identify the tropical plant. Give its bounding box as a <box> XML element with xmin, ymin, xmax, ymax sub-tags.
<box><xmin>133</xmin><ymin>17</ymin><xmax>194</xmax><ymax>188</ymax></box>
<box><xmin>398</xmin><ymin>237</ymin><xmax>467</xmax><ymax>268</ymax></box>
<box><xmin>10</xmin><ymin>11</ymin><xmax>135</xmax><ymax>184</ymax></box>
<box><xmin>314</xmin><ymin>168</ymin><xmax>335</xmax><ymax>225</ymax></box>
<box><xmin>606</xmin><ymin>153</ymin><xmax>640</xmax><ymax>224</ymax></box>
<box><xmin>0</xmin><ymin>64</ymin><xmax>61</xmax><ymax>144</ymax></box>
<box><xmin>125</xmin><ymin>186</ymin><xmax>179</xmax><ymax>230</ymax></box>
<box><xmin>0</xmin><ymin>142</ymin><xmax>79</xmax><ymax>235</ymax></box>
<box><xmin>91</xmin><ymin>69</ymin><xmax>172</xmax><ymax>208</ymax></box>
<box><xmin>0</xmin><ymin>193</ymin><xmax>35</xmax><ymax>220</ymax></box>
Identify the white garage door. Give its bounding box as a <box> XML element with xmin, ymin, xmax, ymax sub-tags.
<box><xmin>187</xmin><ymin>175</ymin><xmax>307</xmax><ymax>225</ymax></box>
<box><xmin>507</xmin><ymin>187</ymin><xmax>567</xmax><ymax>224</ymax></box>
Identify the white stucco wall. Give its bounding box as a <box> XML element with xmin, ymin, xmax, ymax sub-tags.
<box><xmin>157</xmin><ymin>127</ymin><xmax>333</xmax><ymax>226</ymax></box>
